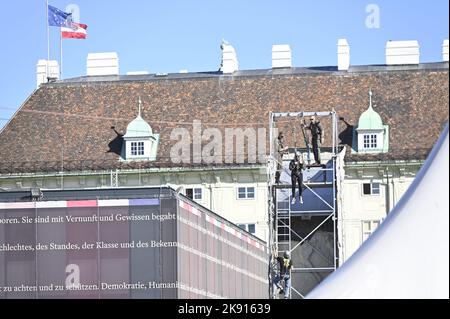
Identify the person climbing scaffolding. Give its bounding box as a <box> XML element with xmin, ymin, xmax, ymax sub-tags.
<box><xmin>273</xmin><ymin>250</ymin><xmax>293</xmax><ymax>299</ymax></box>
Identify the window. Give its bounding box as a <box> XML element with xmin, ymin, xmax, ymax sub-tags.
<box><xmin>237</xmin><ymin>187</ymin><xmax>255</xmax><ymax>199</ymax></box>
<box><xmin>194</xmin><ymin>188</ymin><xmax>202</xmax><ymax>200</ymax></box>
<box><xmin>131</xmin><ymin>141</ymin><xmax>145</xmax><ymax>156</ymax></box>
<box><xmin>237</xmin><ymin>224</ymin><xmax>256</xmax><ymax>234</ymax></box>
<box><xmin>186</xmin><ymin>188</ymin><xmax>202</xmax><ymax>201</ymax></box>
<box><xmin>138</xmin><ymin>142</ymin><xmax>144</xmax><ymax>155</ymax></box>
<box><xmin>363</xmin><ymin>134</ymin><xmax>378</xmax><ymax>149</ymax></box>
<box><xmin>363</xmin><ymin>182</ymin><xmax>380</xmax><ymax>195</ymax></box>
<box><xmin>362</xmin><ymin>220</ymin><xmax>381</xmax><ymax>241</ymax></box>
<box><xmin>372</xmin><ymin>183</ymin><xmax>380</xmax><ymax>195</ymax></box>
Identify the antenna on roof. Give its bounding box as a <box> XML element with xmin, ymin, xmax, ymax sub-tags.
<box><xmin>138</xmin><ymin>96</ymin><xmax>142</xmax><ymax>117</ymax></box>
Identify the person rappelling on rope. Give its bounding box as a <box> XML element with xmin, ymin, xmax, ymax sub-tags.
<box><xmin>302</xmin><ymin>115</ymin><xmax>324</xmax><ymax>165</ymax></box>
<box><xmin>289</xmin><ymin>151</ymin><xmax>304</xmax><ymax>204</ymax></box>
<box><xmin>275</xmin><ymin>131</ymin><xmax>289</xmax><ymax>184</ymax></box>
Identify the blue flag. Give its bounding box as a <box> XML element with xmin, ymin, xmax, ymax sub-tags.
<box><xmin>48</xmin><ymin>5</ymin><xmax>72</xmax><ymax>27</ymax></box>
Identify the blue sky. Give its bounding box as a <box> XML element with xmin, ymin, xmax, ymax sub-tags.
<box><xmin>0</xmin><ymin>0</ymin><xmax>448</xmax><ymax>129</ymax></box>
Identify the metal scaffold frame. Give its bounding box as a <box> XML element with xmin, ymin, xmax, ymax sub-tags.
<box><xmin>267</xmin><ymin>110</ymin><xmax>340</xmax><ymax>299</ymax></box>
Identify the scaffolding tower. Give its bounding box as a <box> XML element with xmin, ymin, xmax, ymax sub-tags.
<box><xmin>268</xmin><ymin>110</ymin><xmax>340</xmax><ymax>299</ymax></box>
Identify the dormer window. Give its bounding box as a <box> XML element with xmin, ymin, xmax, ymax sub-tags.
<box><xmin>363</xmin><ymin>134</ymin><xmax>377</xmax><ymax>149</ymax></box>
<box><xmin>131</xmin><ymin>141</ymin><xmax>145</xmax><ymax>156</ymax></box>
<box><xmin>352</xmin><ymin>90</ymin><xmax>389</xmax><ymax>154</ymax></box>
<box><xmin>121</xmin><ymin>97</ymin><xmax>159</xmax><ymax>161</ymax></box>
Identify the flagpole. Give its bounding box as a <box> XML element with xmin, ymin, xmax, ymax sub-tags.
<box><xmin>46</xmin><ymin>0</ymin><xmax>50</xmax><ymax>82</ymax></box>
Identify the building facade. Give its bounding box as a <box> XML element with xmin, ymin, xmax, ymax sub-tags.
<box><xmin>0</xmin><ymin>44</ymin><xmax>448</xmax><ymax>267</ymax></box>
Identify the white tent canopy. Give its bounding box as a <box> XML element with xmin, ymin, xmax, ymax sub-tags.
<box><xmin>307</xmin><ymin>124</ymin><xmax>449</xmax><ymax>299</ymax></box>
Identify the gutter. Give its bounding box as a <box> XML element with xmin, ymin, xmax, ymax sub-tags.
<box><xmin>0</xmin><ymin>164</ymin><xmax>267</xmax><ymax>180</ymax></box>
<box><xmin>344</xmin><ymin>160</ymin><xmax>424</xmax><ymax>168</ymax></box>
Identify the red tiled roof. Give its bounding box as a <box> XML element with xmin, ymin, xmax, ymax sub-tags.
<box><xmin>0</xmin><ymin>64</ymin><xmax>448</xmax><ymax>174</ymax></box>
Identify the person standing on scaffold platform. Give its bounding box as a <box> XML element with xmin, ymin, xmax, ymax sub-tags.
<box><xmin>289</xmin><ymin>151</ymin><xmax>304</xmax><ymax>204</ymax></box>
<box><xmin>303</xmin><ymin>115</ymin><xmax>324</xmax><ymax>165</ymax></box>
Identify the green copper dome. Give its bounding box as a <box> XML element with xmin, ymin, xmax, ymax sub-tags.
<box><xmin>124</xmin><ymin>97</ymin><xmax>153</xmax><ymax>138</ymax></box>
<box><xmin>358</xmin><ymin>91</ymin><xmax>384</xmax><ymax>130</ymax></box>
<box><xmin>124</xmin><ymin>114</ymin><xmax>153</xmax><ymax>138</ymax></box>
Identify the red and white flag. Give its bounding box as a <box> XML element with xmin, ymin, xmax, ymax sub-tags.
<box><xmin>61</xmin><ymin>22</ymin><xmax>88</xmax><ymax>39</ymax></box>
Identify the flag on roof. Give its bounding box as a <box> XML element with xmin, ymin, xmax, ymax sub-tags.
<box><xmin>48</xmin><ymin>5</ymin><xmax>72</xmax><ymax>27</ymax></box>
<box><xmin>62</xmin><ymin>22</ymin><xmax>88</xmax><ymax>39</ymax></box>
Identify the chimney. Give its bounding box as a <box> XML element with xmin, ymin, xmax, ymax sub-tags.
<box><xmin>36</xmin><ymin>60</ymin><xmax>60</xmax><ymax>88</ymax></box>
<box><xmin>443</xmin><ymin>39</ymin><xmax>449</xmax><ymax>62</ymax></box>
<box><xmin>337</xmin><ymin>39</ymin><xmax>350</xmax><ymax>71</ymax></box>
<box><xmin>272</xmin><ymin>45</ymin><xmax>292</xmax><ymax>68</ymax></box>
<box><xmin>221</xmin><ymin>43</ymin><xmax>239</xmax><ymax>74</ymax></box>
<box><xmin>87</xmin><ymin>52</ymin><xmax>119</xmax><ymax>76</ymax></box>
<box><xmin>386</xmin><ymin>40</ymin><xmax>420</xmax><ymax>65</ymax></box>
<box><xmin>126</xmin><ymin>71</ymin><xmax>149</xmax><ymax>75</ymax></box>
